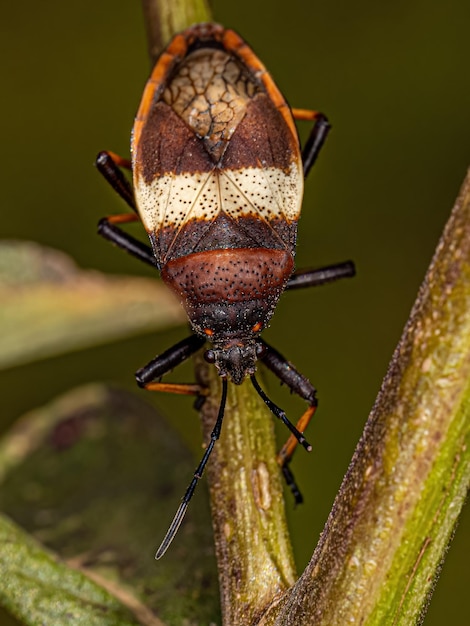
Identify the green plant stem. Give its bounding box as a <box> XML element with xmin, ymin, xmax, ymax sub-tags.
<box><xmin>141</xmin><ymin>0</ymin><xmax>211</xmax><ymax>65</ymax></box>
<box><xmin>263</xmin><ymin>172</ymin><xmax>470</xmax><ymax>625</ymax></box>
<box><xmin>197</xmin><ymin>361</ymin><xmax>297</xmax><ymax>624</ymax></box>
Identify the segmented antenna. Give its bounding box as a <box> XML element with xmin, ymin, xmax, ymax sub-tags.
<box><xmin>155</xmin><ymin>378</ymin><xmax>229</xmax><ymax>559</ymax></box>
<box><xmin>250</xmin><ymin>375</ymin><xmax>312</xmax><ymax>452</ymax></box>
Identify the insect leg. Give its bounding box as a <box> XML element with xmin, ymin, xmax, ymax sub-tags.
<box><xmin>286</xmin><ymin>260</ymin><xmax>355</xmax><ymax>291</ymax></box>
<box><xmin>133</xmin><ymin>333</ymin><xmax>221</xmax><ymax>559</ymax></box>
<box><xmin>135</xmin><ymin>334</ymin><xmax>207</xmax><ymax>387</ymax></box>
<box><xmin>95</xmin><ymin>151</ymin><xmax>158</xmax><ymax>267</ymax></box>
<box><xmin>291</xmin><ymin>109</ymin><xmax>331</xmax><ymax>178</ymax></box>
<box><xmin>143</xmin><ymin>382</ymin><xmax>207</xmax><ymax>396</ymax></box>
<box><xmin>95</xmin><ymin>151</ymin><xmax>136</xmax><ymax>211</ymax></box>
<box><xmin>97</xmin><ymin>217</ymin><xmax>157</xmax><ymax>268</ymax></box>
<box><xmin>258</xmin><ymin>339</ymin><xmax>318</xmax><ymax>503</ymax></box>
<box><xmin>136</xmin><ymin>334</ymin><xmax>208</xmax><ymax>409</ymax></box>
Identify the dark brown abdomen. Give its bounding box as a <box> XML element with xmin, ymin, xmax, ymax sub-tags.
<box><xmin>161</xmin><ymin>248</ymin><xmax>294</xmax><ymax>341</ymax></box>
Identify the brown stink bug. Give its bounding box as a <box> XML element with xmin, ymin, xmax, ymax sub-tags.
<box><xmin>96</xmin><ymin>23</ymin><xmax>354</xmax><ymax>557</ymax></box>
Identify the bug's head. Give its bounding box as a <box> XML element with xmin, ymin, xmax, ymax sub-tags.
<box><xmin>204</xmin><ymin>340</ymin><xmax>265</xmax><ymax>385</ymax></box>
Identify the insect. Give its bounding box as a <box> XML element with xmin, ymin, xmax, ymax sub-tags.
<box><xmin>96</xmin><ymin>23</ymin><xmax>354</xmax><ymax>558</ymax></box>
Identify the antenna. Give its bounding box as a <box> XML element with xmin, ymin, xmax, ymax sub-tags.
<box><xmin>250</xmin><ymin>375</ymin><xmax>312</xmax><ymax>452</ymax></box>
<box><xmin>155</xmin><ymin>378</ymin><xmax>229</xmax><ymax>559</ymax></box>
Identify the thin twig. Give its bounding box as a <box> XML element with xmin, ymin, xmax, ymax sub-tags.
<box><xmin>141</xmin><ymin>0</ymin><xmax>211</xmax><ymax>65</ymax></box>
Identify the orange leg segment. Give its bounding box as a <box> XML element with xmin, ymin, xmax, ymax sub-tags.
<box><xmin>291</xmin><ymin>108</ymin><xmax>331</xmax><ymax>177</ymax></box>
<box><xmin>96</xmin><ymin>149</ymin><xmax>159</xmax><ymax>267</ymax></box>
<box><xmin>106</xmin><ymin>212</ymin><xmax>140</xmax><ymax>225</ymax></box>
<box><xmin>276</xmin><ymin>404</ymin><xmax>317</xmax><ymax>467</ymax></box>
<box><xmin>106</xmin><ymin>150</ymin><xmax>132</xmax><ymax>170</ymax></box>
<box><xmin>144</xmin><ymin>382</ymin><xmax>208</xmax><ymax>397</ymax></box>
<box><xmin>259</xmin><ymin>339</ymin><xmax>318</xmax><ymax>503</ymax></box>
<box><xmin>291</xmin><ymin>107</ymin><xmax>322</xmax><ymax>121</ymax></box>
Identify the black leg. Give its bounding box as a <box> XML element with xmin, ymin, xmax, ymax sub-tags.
<box><xmin>286</xmin><ymin>260</ymin><xmax>355</xmax><ymax>291</ymax></box>
<box><xmin>97</xmin><ymin>218</ymin><xmax>157</xmax><ymax>268</ymax></box>
<box><xmin>95</xmin><ymin>151</ymin><xmax>136</xmax><ymax>211</ymax></box>
<box><xmin>135</xmin><ymin>334</ymin><xmax>206</xmax><ymax>387</ymax></box>
<box><xmin>258</xmin><ymin>339</ymin><xmax>318</xmax><ymax>503</ymax></box>
<box><xmin>251</xmin><ymin>374</ymin><xmax>312</xmax><ymax>452</ymax></box>
<box><xmin>301</xmin><ymin>113</ymin><xmax>331</xmax><ymax>178</ymax></box>
<box><xmin>136</xmin><ymin>333</ymin><xmax>208</xmax><ymax>408</ymax></box>
<box><xmin>96</xmin><ymin>150</ymin><xmax>158</xmax><ymax>268</ymax></box>
<box><xmin>282</xmin><ymin>463</ymin><xmax>303</xmax><ymax>505</ymax></box>
<box><xmin>259</xmin><ymin>340</ymin><xmax>317</xmax><ymax>405</ymax></box>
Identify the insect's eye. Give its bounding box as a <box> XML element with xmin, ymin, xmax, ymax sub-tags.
<box><xmin>255</xmin><ymin>343</ymin><xmax>266</xmax><ymax>358</ymax></box>
<box><xmin>204</xmin><ymin>349</ymin><xmax>216</xmax><ymax>363</ymax></box>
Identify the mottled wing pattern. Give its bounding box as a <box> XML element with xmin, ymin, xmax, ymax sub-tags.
<box><xmin>132</xmin><ymin>30</ymin><xmax>303</xmax><ymax>266</ymax></box>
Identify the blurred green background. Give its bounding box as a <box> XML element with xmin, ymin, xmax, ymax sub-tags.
<box><xmin>1</xmin><ymin>0</ymin><xmax>469</xmax><ymax>623</ymax></box>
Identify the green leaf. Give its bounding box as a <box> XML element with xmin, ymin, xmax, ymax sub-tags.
<box><xmin>0</xmin><ymin>384</ymin><xmax>219</xmax><ymax>625</ymax></box>
<box><xmin>0</xmin><ymin>514</ymin><xmax>141</xmax><ymax>626</ymax></box>
<box><xmin>0</xmin><ymin>241</ymin><xmax>185</xmax><ymax>370</ymax></box>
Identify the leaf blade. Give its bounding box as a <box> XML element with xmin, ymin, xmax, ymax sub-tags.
<box><xmin>0</xmin><ymin>241</ymin><xmax>185</xmax><ymax>370</ymax></box>
<box><xmin>0</xmin><ymin>513</ymin><xmax>141</xmax><ymax>626</ymax></box>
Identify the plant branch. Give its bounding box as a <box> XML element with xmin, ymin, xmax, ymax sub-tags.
<box><xmin>263</xmin><ymin>171</ymin><xmax>470</xmax><ymax>624</ymax></box>
<box><xmin>141</xmin><ymin>0</ymin><xmax>211</xmax><ymax>65</ymax></box>
<box><xmin>197</xmin><ymin>361</ymin><xmax>297</xmax><ymax>625</ymax></box>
